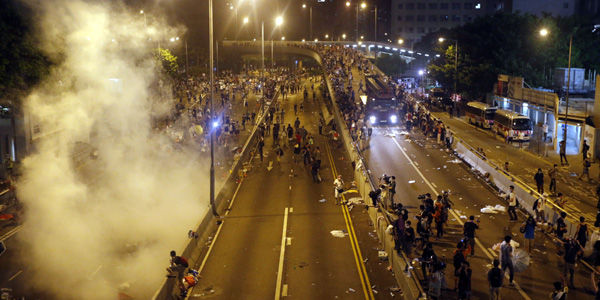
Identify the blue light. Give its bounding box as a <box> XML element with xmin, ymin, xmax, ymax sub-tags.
<box><xmin>212</xmin><ymin>121</ymin><xmax>219</xmax><ymax>128</ymax></box>
<box><xmin>369</xmin><ymin>116</ymin><xmax>376</xmax><ymax>124</ymax></box>
<box><xmin>390</xmin><ymin>115</ymin><xmax>397</xmax><ymax>123</ymax></box>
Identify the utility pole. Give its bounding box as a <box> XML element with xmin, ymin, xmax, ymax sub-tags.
<box><xmin>209</xmin><ymin>0</ymin><xmax>218</xmax><ymax>217</ymax></box>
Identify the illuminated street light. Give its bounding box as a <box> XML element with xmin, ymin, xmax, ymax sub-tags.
<box><xmin>360</xmin><ymin>35</ymin><xmax>364</xmax><ymax>39</ymax></box>
<box><xmin>302</xmin><ymin>39</ymin><xmax>306</xmax><ymax>42</ymax></box>
<box><xmin>397</xmin><ymin>38</ymin><xmax>404</xmax><ymax>44</ymax></box>
<box><xmin>302</xmin><ymin>3</ymin><xmax>307</xmax><ymax>8</ymax></box>
<box><xmin>342</xmin><ymin>33</ymin><xmax>346</xmax><ymax>39</ymax></box>
<box><xmin>243</xmin><ymin>16</ymin><xmax>249</xmax><ymax>24</ymax></box>
<box><xmin>325</xmin><ymin>34</ymin><xmax>329</xmax><ymax>39</ymax></box>
<box><xmin>275</xmin><ymin>16</ymin><xmax>284</xmax><ymax>26</ymax></box>
<box><xmin>281</xmin><ymin>36</ymin><xmax>285</xmax><ymax>40</ymax></box>
<box><xmin>438</xmin><ymin>37</ymin><xmax>445</xmax><ymax>43</ymax></box>
<box><xmin>539</xmin><ymin>28</ymin><xmax>549</xmax><ymax>37</ymax></box>
<box><xmin>139</xmin><ymin>10</ymin><xmax>144</xmax><ymax>14</ymax></box>
<box><xmin>314</xmin><ymin>38</ymin><xmax>318</xmax><ymax>42</ymax></box>
<box><xmin>361</xmin><ymin>2</ymin><xmax>367</xmax><ymax>9</ymax></box>
<box><xmin>346</xmin><ymin>1</ymin><xmax>351</xmax><ymax>7</ymax></box>
<box><xmin>418</xmin><ymin>69</ymin><xmax>425</xmax><ymax>76</ymax></box>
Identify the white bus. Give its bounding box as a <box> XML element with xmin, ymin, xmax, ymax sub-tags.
<box><xmin>465</xmin><ymin>102</ymin><xmax>496</xmax><ymax>129</ymax></box>
<box><xmin>492</xmin><ymin>109</ymin><xmax>532</xmax><ymax>141</ymax></box>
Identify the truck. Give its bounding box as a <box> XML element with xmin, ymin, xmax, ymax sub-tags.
<box><xmin>364</xmin><ymin>74</ymin><xmax>400</xmax><ymax>125</ymax></box>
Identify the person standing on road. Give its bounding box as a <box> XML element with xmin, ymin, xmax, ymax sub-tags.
<box><xmin>575</xmin><ymin>216</ymin><xmax>589</xmax><ymax>250</ymax></box>
<box><xmin>560</xmin><ymin>140</ymin><xmax>568</xmax><ymax>166</ymax></box>
<box><xmin>463</xmin><ymin>216</ymin><xmax>479</xmax><ymax>256</ymax></box>
<box><xmin>562</xmin><ymin>238</ymin><xmax>582</xmax><ymax>288</ymax></box>
<box><xmin>507</xmin><ymin>185</ymin><xmax>518</xmax><ymax>221</ymax></box>
<box><xmin>534</xmin><ymin>168</ymin><xmax>544</xmax><ymax>194</ymax></box>
<box><xmin>549</xmin><ymin>164</ymin><xmax>558</xmax><ymax>195</ymax></box>
<box><xmin>389</xmin><ymin>176</ymin><xmax>396</xmax><ymax>204</ymax></box>
<box><xmin>487</xmin><ymin>259</ymin><xmax>503</xmax><ymax>300</ymax></box>
<box><xmin>257</xmin><ymin>137</ymin><xmax>265</xmax><ymax>162</ymax></box>
<box><xmin>333</xmin><ymin>175</ymin><xmax>344</xmax><ymax>205</ymax></box>
<box><xmin>500</xmin><ymin>235</ymin><xmax>515</xmax><ymax>286</ymax></box>
<box><xmin>522</xmin><ymin>215</ymin><xmax>536</xmax><ymax>253</ymax></box>
<box><xmin>457</xmin><ymin>261</ymin><xmax>472</xmax><ymax>300</ymax></box>
<box><xmin>583</xmin><ymin>139</ymin><xmax>590</xmax><ymax>160</ymax></box>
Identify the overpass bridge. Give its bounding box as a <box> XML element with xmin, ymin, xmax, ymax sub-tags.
<box><xmin>221</xmin><ymin>40</ymin><xmax>437</xmax><ymax>63</ymax></box>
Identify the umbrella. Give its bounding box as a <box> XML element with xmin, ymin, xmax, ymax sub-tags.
<box><xmin>513</xmin><ymin>249</ymin><xmax>530</xmax><ymax>272</ymax></box>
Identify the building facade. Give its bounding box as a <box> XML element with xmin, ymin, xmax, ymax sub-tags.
<box><xmin>390</xmin><ymin>0</ymin><xmax>492</xmax><ymax>48</ymax></box>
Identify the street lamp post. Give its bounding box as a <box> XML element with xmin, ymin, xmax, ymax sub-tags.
<box><xmin>209</xmin><ymin>0</ymin><xmax>218</xmax><ymax>217</ymax></box>
<box><xmin>374</xmin><ymin>5</ymin><xmax>377</xmax><ymax>41</ymax></box>
<box><xmin>439</xmin><ymin>37</ymin><xmax>459</xmax><ymax>99</ymax></box>
<box><xmin>302</xmin><ymin>4</ymin><xmax>313</xmax><ymax>40</ymax></box>
<box><xmin>539</xmin><ymin>28</ymin><xmax>573</xmax><ymax>146</ymax></box>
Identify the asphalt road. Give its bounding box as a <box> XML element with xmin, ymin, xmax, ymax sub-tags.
<box><xmin>362</xmin><ymin>125</ymin><xmax>596</xmax><ymax>299</ymax></box>
<box><xmin>429</xmin><ymin>107</ymin><xmax>599</xmax><ymax>228</ymax></box>
<box><xmin>187</xmin><ymin>79</ymin><xmax>399</xmax><ymax>299</ymax></box>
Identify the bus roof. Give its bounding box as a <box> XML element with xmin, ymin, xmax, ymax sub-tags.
<box><xmin>466</xmin><ymin>101</ymin><xmax>496</xmax><ymax>110</ymax></box>
<box><xmin>495</xmin><ymin>109</ymin><xmax>529</xmax><ymax>119</ymax></box>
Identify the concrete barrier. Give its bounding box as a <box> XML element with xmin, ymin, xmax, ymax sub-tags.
<box><xmin>318</xmin><ymin>62</ymin><xmax>425</xmax><ymax>299</ymax></box>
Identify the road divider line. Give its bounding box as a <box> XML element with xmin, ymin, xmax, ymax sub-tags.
<box><xmin>325</xmin><ymin>143</ymin><xmax>374</xmax><ymax>300</ymax></box>
<box><xmin>8</xmin><ymin>270</ymin><xmax>22</xmax><ymax>281</ymax></box>
<box><xmin>0</xmin><ymin>225</ymin><xmax>23</xmax><ymax>243</ymax></box>
<box><xmin>275</xmin><ymin>207</ymin><xmax>289</xmax><ymax>300</ymax></box>
<box><xmin>390</xmin><ymin>137</ymin><xmax>531</xmax><ymax>300</ymax></box>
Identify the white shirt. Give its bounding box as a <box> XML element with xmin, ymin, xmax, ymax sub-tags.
<box><xmin>334</xmin><ymin>179</ymin><xmax>343</xmax><ymax>189</ymax></box>
<box><xmin>508</xmin><ymin>192</ymin><xmax>517</xmax><ymax>207</ymax></box>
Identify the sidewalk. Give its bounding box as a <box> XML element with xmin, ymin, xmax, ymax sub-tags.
<box><xmin>429</xmin><ymin>108</ymin><xmax>599</xmax><ymax>227</ymax></box>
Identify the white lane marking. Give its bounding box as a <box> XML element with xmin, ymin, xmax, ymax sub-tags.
<box><xmin>414</xmin><ymin>161</ymin><xmax>419</xmax><ymax>166</ymax></box>
<box><xmin>282</xmin><ymin>284</ymin><xmax>288</xmax><ymax>297</ymax></box>
<box><xmin>390</xmin><ymin>137</ymin><xmax>531</xmax><ymax>300</ymax></box>
<box><xmin>431</xmin><ymin>182</ymin><xmax>438</xmax><ymax>189</ymax></box>
<box><xmin>8</xmin><ymin>270</ymin><xmax>22</xmax><ymax>281</ymax></box>
<box><xmin>275</xmin><ymin>207</ymin><xmax>290</xmax><ymax>300</ymax></box>
<box><xmin>286</xmin><ymin>237</ymin><xmax>292</xmax><ymax>246</ymax></box>
<box><xmin>0</xmin><ymin>225</ymin><xmax>23</xmax><ymax>242</ymax></box>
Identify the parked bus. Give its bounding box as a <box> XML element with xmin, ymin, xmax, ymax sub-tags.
<box><xmin>465</xmin><ymin>102</ymin><xmax>497</xmax><ymax>129</ymax></box>
<box><xmin>492</xmin><ymin>109</ymin><xmax>532</xmax><ymax>141</ymax></box>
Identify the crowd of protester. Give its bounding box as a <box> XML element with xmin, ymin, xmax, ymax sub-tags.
<box><xmin>312</xmin><ymin>43</ymin><xmax>600</xmax><ymax>299</ymax></box>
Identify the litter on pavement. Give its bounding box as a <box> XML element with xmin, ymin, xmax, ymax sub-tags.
<box><xmin>447</xmin><ymin>159</ymin><xmax>462</xmax><ymax>164</ymax></box>
<box><xmin>480</xmin><ymin>204</ymin><xmax>506</xmax><ymax>214</ymax></box>
<box><xmin>408</xmin><ymin>180</ymin><xmax>416</xmax><ymax>184</ymax></box>
<box><xmin>318</xmin><ymin>198</ymin><xmax>327</xmax><ymax>203</ymax></box>
<box><xmin>330</xmin><ymin>230</ymin><xmax>348</xmax><ymax>238</ymax></box>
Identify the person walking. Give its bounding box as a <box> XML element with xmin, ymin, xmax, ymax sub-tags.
<box><xmin>559</xmin><ymin>140</ymin><xmax>568</xmax><ymax>166</ymax></box>
<box><xmin>333</xmin><ymin>175</ymin><xmax>344</xmax><ymax>205</ymax></box>
<box><xmin>500</xmin><ymin>235</ymin><xmax>515</xmax><ymax>285</ymax></box>
<box><xmin>549</xmin><ymin>164</ymin><xmax>558</xmax><ymax>195</ymax></box>
<box><xmin>507</xmin><ymin>185</ymin><xmax>518</xmax><ymax>221</ymax></box>
<box><xmin>522</xmin><ymin>215</ymin><xmax>536</xmax><ymax>253</ymax></box>
<box><xmin>562</xmin><ymin>238</ymin><xmax>582</xmax><ymax>288</ymax></box>
<box><xmin>579</xmin><ymin>155</ymin><xmax>591</xmax><ymax>182</ymax></box>
<box><xmin>534</xmin><ymin>168</ymin><xmax>544</xmax><ymax>194</ymax></box>
<box><xmin>389</xmin><ymin>176</ymin><xmax>396</xmax><ymax>204</ymax></box>
<box><xmin>487</xmin><ymin>259</ymin><xmax>503</xmax><ymax>300</ymax></box>
<box><xmin>457</xmin><ymin>261</ymin><xmax>472</xmax><ymax>300</ymax></box>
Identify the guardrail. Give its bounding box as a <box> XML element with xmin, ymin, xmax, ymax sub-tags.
<box><xmin>152</xmin><ymin>90</ymin><xmax>279</xmax><ymax>299</ymax></box>
<box><xmin>318</xmin><ymin>58</ymin><xmax>425</xmax><ymax>299</ymax></box>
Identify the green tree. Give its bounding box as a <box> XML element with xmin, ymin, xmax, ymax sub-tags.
<box><xmin>156</xmin><ymin>48</ymin><xmax>179</xmax><ymax>79</ymax></box>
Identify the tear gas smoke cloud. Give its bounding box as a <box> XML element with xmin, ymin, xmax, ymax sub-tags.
<box><xmin>16</xmin><ymin>1</ymin><xmax>205</xmax><ymax>299</ymax></box>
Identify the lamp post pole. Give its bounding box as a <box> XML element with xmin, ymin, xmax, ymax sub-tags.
<box><xmin>454</xmin><ymin>40</ymin><xmax>458</xmax><ymax>97</ymax></box>
<box><xmin>309</xmin><ymin>6</ymin><xmax>313</xmax><ymax>40</ymax></box>
<box><xmin>374</xmin><ymin>6</ymin><xmax>377</xmax><ymax>41</ymax></box>
<box><xmin>209</xmin><ymin>0</ymin><xmax>218</xmax><ymax>217</ymax></box>
<box><xmin>563</xmin><ymin>35</ymin><xmax>573</xmax><ymax>144</ymax></box>
<box><xmin>355</xmin><ymin>4</ymin><xmax>359</xmax><ymax>41</ymax></box>
<box><xmin>261</xmin><ymin>21</ymin><xmax>265</xmax><ymax>80</ymax></box>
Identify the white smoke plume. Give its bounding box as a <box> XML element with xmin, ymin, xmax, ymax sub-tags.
<box><xmin>15</xmin><ymin>1</ymin><xmax>206</xmax><ymax>299</ymax></box>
